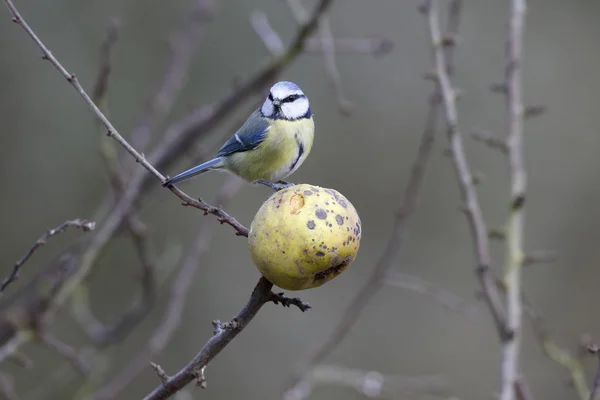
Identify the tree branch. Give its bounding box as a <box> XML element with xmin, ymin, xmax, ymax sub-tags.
<box><xmin>142</xmin><ymin>276</ymin><xmax>309</xmax><ymax>400</ymax></box>
<box><xmin>1</xmin><ymin>219</ymin><xmax>95</xmax><ymax>295</ymax></box>
<box><xmin>501</xmin><ymin>2</ymin><xmax>527</xmax><ymax>399</ymax></box>
<box><xmin>422</xmin><ymin>0</ymin><xmax>507</xmax><ymax>339</ymax></box>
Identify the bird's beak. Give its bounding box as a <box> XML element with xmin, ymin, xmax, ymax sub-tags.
<box><xmin>272</xmin><ymin>99</ymin><xmax>281</xmax><ymax>107</ymax></box>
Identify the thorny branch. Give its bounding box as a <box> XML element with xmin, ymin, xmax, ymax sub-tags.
<box><xmin>142</xmin><ymin>277</ymin><xmax>309</xmax><ymax>400</ymax></box>
<box><xmin>422</xmin><ymin>0</ymin><xmax>507</xmax><ymax>338</ymax></box>
<box><xmin>284</xmin><ymin>1</ymin><xmax>461</xmax><ymax>396</ymax></box>
<box><xmin>501</xmin><ymin>1</ymin><xmax>528</xmax><ymax>400</ymax></box>
<box><xmin>425</xmin><ymin>1</ymin><xmax>536</xmax><ymax>400</ymax></box>
<box><xmin>1</xmin><ymin>219</ymin><xmax>96</xmax><ymax>295</ymax></box>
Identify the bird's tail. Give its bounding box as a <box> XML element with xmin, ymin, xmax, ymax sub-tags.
<box><xmin>162</xmin><ymin>157</ymin><xmax>224</xmax><ymax>186</ymax></box>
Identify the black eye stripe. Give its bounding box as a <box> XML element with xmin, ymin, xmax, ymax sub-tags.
<box><xmin>280</xmin><ymin>94</ymin><xmax>304</xmax><ymax>103</ymax></box>
<box><xmin>268</xmin><ymin>93</ymin><xmax>274</xmax><ymax>101</ymax></box>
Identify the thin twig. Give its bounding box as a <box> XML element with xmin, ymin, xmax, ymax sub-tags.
<box><xmin>129</xmin><ymin>0</ymin><xmax>215</xmax><ymax>151</ymax></box>
<box><xmin>471</xmin><ymin>128</ymin><xmax>508</xmax><ymax>154</ymax></box>
<box><xmin>501</xmin><ymin>1</ymin><xmax>527</xmax><ymax>400</ymax></box>
<box><xmin>251</xmin><ymin>12</ymin><xmax>391</xmax><ymax>56</ymax></box>
<box><xmin>286</xmin><ymin>0</ymin><xmax>353</xmax><ymax>114</ymax></box>
<box><xmin>422</xmin><ymin>0</ymin><xmax>507</xmax><ymax>338</ymax></box>
<box><xmin>526</xmin><ymin>298</ymin><xmax>588</xmax><ymax>399</ymax></box>
<box><xmin>284</xmin><ymin>2</ymin><xmax>461</xmax><ymax>395</ymax></box>
<box><xmin>38</xmin><ymin>333</ymin><xmax>90</xmax><ymax>376</ymax></box>
<box><xmin>386</xmin><ymin>272</ymin><xmax>478</xmax><ymax>318</ymax></box>
<box><xmin>91</xmin><ymin>18</ymin><xmax>120</xmax><ymax>105</ymax></box>
<box><xmin>251</xmin><ymin>10</ymin><xmax>285</xmax><ymax>56</ymax></box>
<box><xmin>1</xmin><ymin>219</ymin><xmax>96</xmax><ymax>295</ymax></box>
<box><xmin>89</xmin><ymin>17</ymin><xmax>163</xmax><ymax>346</ymax></box>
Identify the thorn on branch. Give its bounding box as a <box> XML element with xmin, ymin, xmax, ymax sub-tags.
<box><xmin>151</xmin><ymin>362</ymin><xmax>171</xmax><ymax>383</ymax></box>
<box><xmin>523</xmin><ymin>104</ymin><xmax>547</xmax><ymax>119</ymax></box>
<box><xmin>422</xmin><ymin>70</ymin><xmax>438</xmax><ymax>82</ymax></box>
<box><xmin>522</xmin><ymin>250</ymin><xmax>557</xmax><ymax>266</ymax></box>
<box><xmin>488</xmin><ymin>229</ymin><xmax>506</xmax><ymax>240</ymax></box>
<box><xmin>441</xmin><ymin>35</ymin><xmax>457</xmax><ymax>47</ymax></box>
<box><xmin>490</xmin><ymin>82</ymin><xmax>507</xmax><ymax>94</ymax></box>
<box><xmin>269</xmin><ymin>292</ymin><xmax>312</xmax><ymax>312</ymax></box>
<box><xmin>471</xmin><ymin>129</ymin><xmax>508</xmax><ymax>154</ymax></box>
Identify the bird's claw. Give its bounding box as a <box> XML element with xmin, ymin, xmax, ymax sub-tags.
<box><xmin>257</xmin><ymin>180</ymin><xmax>295</xmax><ymax>191</ymax></box>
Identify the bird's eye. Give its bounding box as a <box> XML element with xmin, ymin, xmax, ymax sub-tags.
<box><xmin>285</xmin><ymin>94</ymin><xmax>298</xmax><ymax>102</ymax></box>
<box><xmin>268</xmin><ymin>93</ymin><xmax>274</xmax><ymax>101</ymax></box>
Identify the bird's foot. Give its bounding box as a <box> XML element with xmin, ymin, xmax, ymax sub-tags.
<box><xmin>256</xmin><ymin>180</ymin><xmax>295</xmax><ymax>191</ymax></box>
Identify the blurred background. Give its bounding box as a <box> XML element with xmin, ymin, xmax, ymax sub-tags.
<box><xmin>1</xmin><ymin>0</ymin><xmax>600</xmax><ymax>399</ymax></box>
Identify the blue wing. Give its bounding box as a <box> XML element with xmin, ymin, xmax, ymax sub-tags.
<box><xmin>217</xmin><ymin>110</ymin><xmax>270</xmax><ymax>157</ymax></box>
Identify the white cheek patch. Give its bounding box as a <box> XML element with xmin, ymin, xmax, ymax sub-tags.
<box><xmin>261</xmin><ymin>100</ymin><xmax>275</xmax><ymax>117</ymax></box>
<box><xmin>282</xmin><ymin>97</ymin><xmax>309</xmax><ymax>120</ymax></box>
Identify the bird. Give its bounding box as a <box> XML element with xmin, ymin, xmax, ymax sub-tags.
<box><xmin>162</xmin><ymin>81</ymin><xmax>314</xmax><ymax>191</ymax></box>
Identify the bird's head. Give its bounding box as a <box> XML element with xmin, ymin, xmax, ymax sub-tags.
<box><xmin>261</xmin><ymin>81</ymin><xmax>311</xmax><ymax>120</ymax></box>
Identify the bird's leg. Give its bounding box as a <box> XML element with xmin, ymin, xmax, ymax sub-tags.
<box><xmin>256</xmin><ymin>180</ymin><xmax>295</xmax><ymax>191</ymax></box>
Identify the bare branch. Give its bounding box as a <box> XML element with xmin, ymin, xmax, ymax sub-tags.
<box><xmin>38</xmin><ymin>333</ymin><xmax>90</xmax><ymax>376</ymax></box>
<box><xmin>501</xmin><ymin>1</ymin><xmax>528</xmax><ymax>399</ymax></box>
<box><xmin>526</xmin><ymin>297</ymin><xmax>589</xmax><ymax>399</ymax></box>
<box><xmin>471</xmin><ymin>128</ymin><xmax>508</xmax><ymax>154</ymax></box>
<box><xmin>422</xmin><ymin>0</ymin><xmax>507</xmax><ymax>339</ymax></box>
<box><xmin>142</xmin><ymin>277</ymin><xmax>291</xmax><ymax>400</ymax></box>
<box><xmin>150</xmin><ymin>362</ymin><xmax>170</xmax><ymax>384</ymax></box>
<box><xmin>251</xmin><ymin>10</ymin><xmax>285</xmax><ymax>56</ymax></box>
<box><xmin>269</xmin><ymin>292</ymin><xmax>312</xmax><ymax>312</ymax></box>
<box><xmin>1</xmin><ymin>219</ymin><xmax>95</xmax><ymax>295</ymax></box>
<box><xmin>91</xmin><ymin>18</ymin><xmax>120</xmax><ymax>105</ymax></box>
<box><xmin>286</xmin><ymin>0</ymin><xmax>353</xmax><ymax>114</ymax></box>
<box><xmin>386</xmin><ymin>272</ymin><xmax>478</xmax><ymax>318</ymax></box>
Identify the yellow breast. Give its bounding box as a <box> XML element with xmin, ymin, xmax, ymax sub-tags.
<box><xmin>225</xmin><ymin>117</ymin><xmax>314</xmax><ymax>182</ymax></box>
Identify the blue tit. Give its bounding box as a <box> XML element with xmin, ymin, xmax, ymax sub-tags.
<box><xmin>162</xmin><ymin>81</ymin><xmax>314</xmax><ymax>191</ymax></box>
